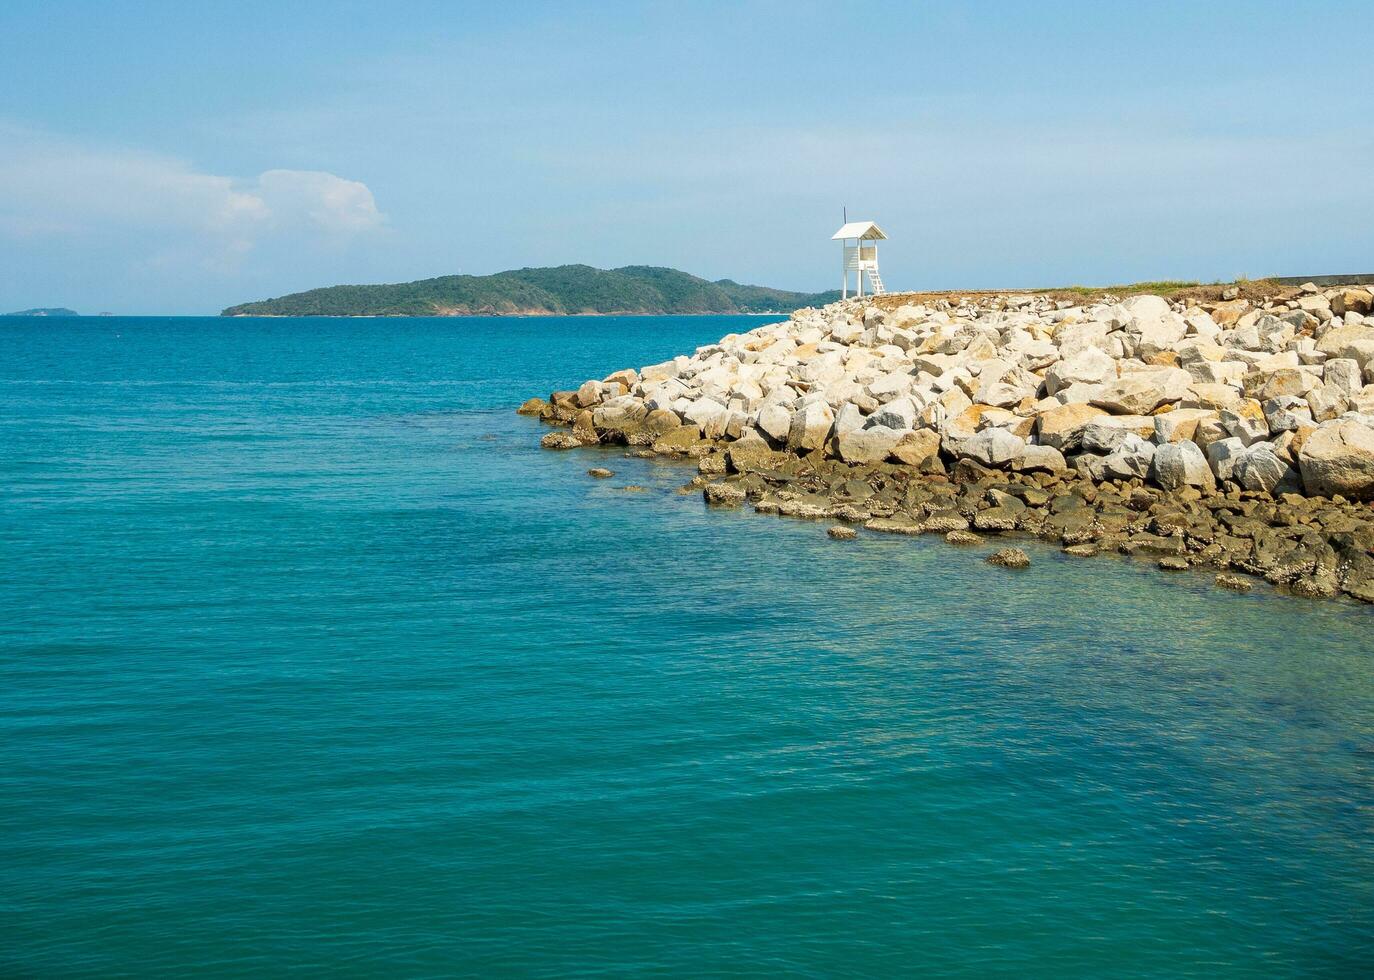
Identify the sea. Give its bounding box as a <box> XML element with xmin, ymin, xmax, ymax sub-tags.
<box><xmin>1</xmin><ymin>314</ymin><xmax>1371</xmax><ymax>978</ymax></box>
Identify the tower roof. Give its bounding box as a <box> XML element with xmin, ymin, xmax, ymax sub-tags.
<box><xmin>831</xmin><ymin>221</ymin><xmax>887</xmax><ymax>240</ymax></box>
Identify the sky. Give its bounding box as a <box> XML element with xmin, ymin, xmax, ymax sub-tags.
<box><xmin>1</xmin><ymin>0</ymin><xmax>1371</xmax><ymax>314</ymax></box>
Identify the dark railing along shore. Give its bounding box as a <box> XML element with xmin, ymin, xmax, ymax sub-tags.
<box><xmin>1271</xmin><ymin>274</ymin><xmax>1374</xmax><ymax>287</ymax></box>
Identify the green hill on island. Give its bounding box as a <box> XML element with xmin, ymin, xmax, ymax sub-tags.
<box><xmin>6</xmin><ymin>307</ymin><xmax>79</xmax><ymax>317</ymax></box>
<box><xmin>221</xmin><ymin>265</ymin><xmax>840</xmax><ymax>317</ymax></box>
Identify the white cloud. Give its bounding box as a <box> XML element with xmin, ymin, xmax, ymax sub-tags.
<box><xmin>0</xmin><ymin>124</ymin><xmax>384</xmax><ymax>263</ymax></box>
<box><xmin>257</xmin><ymin>168</ymin><xmax>384</xmax><ymax>235</ymax></box>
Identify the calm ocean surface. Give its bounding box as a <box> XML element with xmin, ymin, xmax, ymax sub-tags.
<box><xmin>1</xmin><ymin>314</ymin><xmax>1371</xmax><ymax>978</ymax></box>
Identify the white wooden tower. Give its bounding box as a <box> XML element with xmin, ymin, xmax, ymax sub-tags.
<box><xmin>832</xmin><ymin>220</ymin><xmax>888</xmax><ymax>298</ymax></box>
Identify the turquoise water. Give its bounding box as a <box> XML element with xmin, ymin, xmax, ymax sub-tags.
<box><xmin>1</xmin><ymin>315</ymin><xmax>1371</xmax><ymax>978</ymax></box>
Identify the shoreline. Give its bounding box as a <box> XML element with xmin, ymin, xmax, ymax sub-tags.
<box><xmin>520</xmin><ymin>284</ymin><xmax>1374</xmax><ymax>603</ymax></box>
<box><xmin>221</xmin><ymin>310</ymin><xmax>786</xmax><ymax>319</ymax></box>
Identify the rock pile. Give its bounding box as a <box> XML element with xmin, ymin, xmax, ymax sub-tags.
<box><xmin>522</xmin><ymin>283</ymin><xmax>1374</xmax><ymax>602</ymax></box>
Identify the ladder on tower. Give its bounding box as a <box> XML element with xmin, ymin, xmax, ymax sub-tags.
<box><xmin>866</xmin><ymin>270</ymin><xmax>886</xmax><ymax>295</ymax></box>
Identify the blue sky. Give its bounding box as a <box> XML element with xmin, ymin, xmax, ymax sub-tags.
<box><xmin>1</xmin><ymin>0</ymin><xmax>1371</xmax><ymax>313</ymax></box>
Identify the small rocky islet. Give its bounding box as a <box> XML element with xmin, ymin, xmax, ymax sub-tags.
<box><xmin>520</xmin><ymin>283</ymin><xmax>1374</xmax><ymax>603</ymax></box>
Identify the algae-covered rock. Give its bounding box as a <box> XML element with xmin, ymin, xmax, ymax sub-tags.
<box><xmin>987</xmin><ymin>547</ymin><xmax>1030</xmax><ymax>568</ymax></box>
<box><xmin>541</xmin><ymin>432</ymin><xmax>582</xmax><ymax>450</ymax></box>
<box><xmin>1216</xmin><ymin>573</ymin><xmax>1253</xmax><ymax>592</ymax></box>
<box><xmin>703</xmin><ymin>482</ymin><xmax>747</xmax><ymax>507</ymax></box>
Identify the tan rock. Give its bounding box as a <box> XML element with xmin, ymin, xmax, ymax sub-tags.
<box><xmin>1153</xmin><ymin>408</ymin><xmax>1218</xmax><ymax>443</ymax></box>
<box><xmin>1081</xmin><ymin>415</ymin><xmax>1157</xmax><ymax>453</ymax></box>
<box><xmin>1330</xmin><ymin>288</ymin><xmax>1372</xmax><ymax>317</ymax></box>
<box><xmin>1298</xmin><ymin>293</ymin><xmax>1332</xmax><ymax>317</ymax></box>
<box><xmin>835</xmin><ymin>425</ymin><xmax>906</xmax><ymax>464</ymax></box>
<box><xmin>1210</xmin><ymin>299</ymin><xmax>1250</xmax><ymax>327</ymax></box>
<box><xmin>642</xmin><ymin>408</ymin><xmax>682</xmax><ymax>437</ymax></box>
<box><xmin>946</xmin><ymin>404</ymin><xmax>999</xmax><ymax>439</ymax></box>
<box><xmin>889</xmin><ymin>428</ymin><xmax>941</xmax><ymax>466</ymax></box>
<box><xmin>1090</xmin><ymin>372</ymin><xmax>1188</xmax><ymax>415</ymax></box>
<box><xmin>1035</xmin><ymin>403</ymin><xmax>1109</xmax><ymax>451</ymax></box>
<box><xmin>1181</xmin><ymin>383</ymin><xmax>1243</xmax><ymax>410</ymax></box>
<box><xmin>576</xmin><ymin>379</ymin><xmax>605</xmax><ymax>407</ymax></box>
<box><xmin>786</xmin><ymin>401</ymin><xmax>834</xmax><ymax>452</ymax></box>
<box><xmin>1288</xmin><ymin>423</ymin><xmax>1317</xmax><ymax>460</ymax></box>
<box><xmin>1316</xmin><ymin>324</ymin><xmax>1374</xmax><ymax>367</ymax></box>
<box><xmin>1255</xmin><ymin>367</ymin><xmax>1318</xmax><ymax>401</ymax></box>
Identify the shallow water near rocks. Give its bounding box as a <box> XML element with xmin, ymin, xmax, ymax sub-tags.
<box><xmin>2</xmin><ymin>315</ymin><xmax>1371</xmax><ymax>977</ymax></box>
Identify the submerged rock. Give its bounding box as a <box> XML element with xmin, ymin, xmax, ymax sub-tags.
<box><xmin>1216</xmin><ymin>573</ymin><xmax>1254</xmax><ymax>592</ymax></box>
<box><xmin>541</xmin><ymin>432</ymin><xmax>582</xmax><ymax>450</ymax></box>
<box><xmin>987</xmin><ymin>547</ymin><xmax>1030</xmax><ymax>568</ymax></box>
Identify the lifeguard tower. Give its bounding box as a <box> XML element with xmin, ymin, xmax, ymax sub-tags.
<box><xmin>832</xmin><ymin>220</ymin><xmax>887</xmax><ymax>298</ymax></box>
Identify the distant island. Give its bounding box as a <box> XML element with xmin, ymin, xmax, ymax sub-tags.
<box><xmin>6</xmin><ymin>307</ymin><xmax>79</xmax><ymax>317</ymax></box>
<box><xmin>221</xmin><ymin>265</ymin><xmax>841</xmax><ymax>317</ymax></box>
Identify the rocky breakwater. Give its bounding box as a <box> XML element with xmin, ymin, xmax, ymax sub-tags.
<box><xmin>519</xmin><ymin>283</ymin><xmax>1374</xmax><ymax>602</ymax></box>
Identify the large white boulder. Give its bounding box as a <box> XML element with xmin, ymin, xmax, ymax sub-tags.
<box><xmin>1234</xmin><ymin>444</ymin><xmax>1294</xmax><ymax>494</ymax></box>
<box><xmin>1128</xmin><ymin>313</ymin><xmax>1188</xmax><ymax>359</ymax></box>
<box><xmin>1080</xmin><ymin>415</ymin><xmax>1157</xmax><ymax>454</ymax></box>
<box><xmin>1101</xmin><ymin>434</ymin><xmax>1156</xmax><ymax>480</ymax></box>
<box><xmin>1262</xmin><ymin>396</ymin><xmax>1313</xmax><ymax>433</ymax></box>
<box><xmin>1298</xmin><ymin>418</ymin><xmax>1374</xmax><ymax>500</ymax></box>
<box><xmin>1011</xmin><ymin>444</ymin><xmax>1068</xmax><ymax>474</ymax></box>
<box><xmin>835</xmin><ymin>425</ymin><xmax>907</xmax><ymax>465</ymax></box>
<box><xmin>1044</xmin><ymin>348</ymin><xmax>1117</xmax><ymax>394</ymax></box>
<box><xmin>1316</xmin><ymin>325</ymin><xmax>1374</xmax><ymax>367</ymax></box>
<box><xmin>756</xmin><ymin>402</ymin><xmax>793</xmax><ymax>443</ymax></box>
<box><xmin>682</xmin><ymin>396</ymin><xmax>728</xmax><ymax>428</ymax></box>
<box><xmin>592</xmin><ymin>395</ymin><xmax>649</xmax><ymax>430</ymax></box>
<box><xmin>868</xmin><ymin>396</ymin><xmax>918</xmax><ymax>431</ymax></box>
<box><xmin>1154</xmin><ymin>408</ymin><xmax>1219</xmax><ymax>444</ymax></box>
<box><xmin>1220</xmin><ymin>406</ymin><xmax>1269</xmax><ymax>446</ymax></box>
<box><xmin>1325</xmin><ymin>358</ymin><xmax>1363</xmax><ymax>395</ymax></box>
<box><xmin>1206</xmin><ymin>437</ymin><xmax>1249</xmax><ymax>482</ymax></box>
<box><xmin>1090</xmin><ymin>370</ymin><xmax>1189</xmax><ymax>415</ymax></box>
<box><xmin>866</xmin><ymin>370</ymin><xmax>915</xmax><ymax>402</ymax></box>
<box><xmin>1055</xmin><ymin>320</ymin><xmax>1114</xmax><ymax>358</ymax></box>
<box><xmin>786</xmin><ymin>400</ymin><xmax>834</xmax><ymax>452</ymax></box>
<box><xmin>1121</xmin><ymin>294</ymin><xmax>1172</xmax><ymax>320</ymax></box>
<box><xmin>953</xmin><ymin>428</ymin><xmax>1026</xmax><ymax>467</ymax></box>
<box><xmin>1151</xmin><ymin>441</ymin><xmax>1216</xmax><ymax>491</ymax></box>
<box><xmin>1185</xmin><ymin>359</ymin><xmax>1247</xmax><ymax>385</ymax></box>
<box><xmin>831</xmin><ymin>401</ymin><xmax>866</xmax><ymax>438</ymax></box>
<box><xmin>1036</xmin><ymin>403</ymin><xmax>1110</xmax><ymax>451</ymax></box>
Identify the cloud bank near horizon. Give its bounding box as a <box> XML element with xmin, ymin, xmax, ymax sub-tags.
<box><xmin>0</xmin><ymin>124</ymin><xmax>384</xmax><ymax>272</ymax></box>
